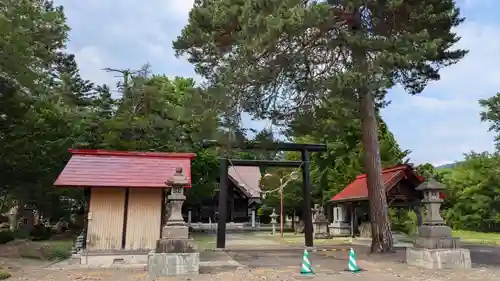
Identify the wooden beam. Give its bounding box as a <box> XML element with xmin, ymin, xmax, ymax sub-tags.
<box><xmin>202</xmin><ymin>140</ymin><xmax>327</xmax><ymax>152</ymax></box>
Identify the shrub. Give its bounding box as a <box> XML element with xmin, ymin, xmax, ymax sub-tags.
<box><xmin>389</xmin><ymin>208</ymin><xmax>418</xmax><ymax>235</ymax></box>
<box><xmin>0</xmin><ymin>231</ymin><xmax>14</xmax><ymax>244</ymax></box>
<box><xmin>20</xmin><ymin>240</ymin><xmax>72</xmax><ymax>261</ymax></box>
<box><xmin>0</xmin><ymin>269</ymin><xmax>11</xmax><ymax>280</ymax></box>
<box><xmin>30</xmin><ymin>225</ymin><xmax>52</xmax><ymax>241</ymax></box>
<box><xmin>42</xmin><ymin>241</ymin><xmax>72</xmax><ymax>260</ymax></box>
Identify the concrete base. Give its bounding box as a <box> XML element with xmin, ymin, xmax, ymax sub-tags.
<box><xmin>329</xmin><ymin>222</ymin><xmax>351</xmax><ymax>237</ymax></box>
<box><xmin>406</xmin><ymin>247</ymin><xmax>472</xmax><ymax>269</ymax></box>
<box><xmin>80</xmin><ymin>253</ymin><xmax>148</xmax><ymax>266</ymax></box>
<box><xmin>68</xmin><ymin>254</ymin><xmax>82</xmax><ymax>265</ymax></box>
<box><xmin>147</xmin><ymin>252</ymin><xmax>199</xmax><ymax>280</ymax></box>
<box><xmin>414</xmin><ymin>236</ymin><xmax>460</xmax><ymax>249</ymax></box>
<box><xmin>314</xmin><ymin>232</ymin><xmax>330</xmax><ymax>239</ymax></box>
<box><xmin>156</xmin><ymin>238</ymin><xmax>197</xmax><ymax>253</ymax></box>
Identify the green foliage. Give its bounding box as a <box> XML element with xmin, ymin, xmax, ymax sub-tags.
<box><xmin>42</xmin><ymin>241</ymin><xmax>72</xmax><ymax>260</ymax></box>
<box><xmin>75</xmin><ymin>67</ymin><xmax>223</xmax><ymax>205</ymax></box>
<box><xmin>0</xmin><ymin>269</ymin><xmax>11</xmax><ymax>280</ymax></box>
<box><xmin>0</xmin><ymin>0</ymin><xmax>88</xmax><ymax>218</ymax></box>
<box><xmin>441</xmin><ymin>152</ymin><xmax>500</xmax><ymax>232</ymax></box>
<box><xmin>259</xmin><ymin>117</ymin><xmax>409</xmax><ymax>215</ymax></box>
<box><xmin>29</xmin><ymin>225</ymin><xmax>53</xmax><ymax>241</ymax></box>
<box><xmin>0</xmin><ymin>0</ymin><xmax>226</xmax><ymax>229</ymax></box>
<box><xmin>20</xmin><ymin>240</ymin><xmax>73</xmax><ymax>261</ymax></box>
<box><xmin>0</xmin><ymin>0</ymin><xmax>70</xmax><ymax>90</ymax></box>
<box><xmin>389</xmin><ymin>208</ymin><xmax>418</xmax><ymax>235</ymax></box>
<box><xmin>174</xmin><ymin>0</ymin><xmax>466</xmax><ymax>123</ymax></box>
<box><xmin>0</xmin><ymin>231</ymin><xmax>15</xmax><ymax>244</ymax></box>
<box><xmin>480</xmin><ymin>93</ymin><xmax>500</xmax><ymax>149</ymax></box>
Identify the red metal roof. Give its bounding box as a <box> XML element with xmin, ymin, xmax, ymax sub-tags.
<box><xmin>331</xmin><ymin>164</ymin><xmax>423</xmax><ymax>202</ymax></box>
<box><xmin>54</xmin><ymin>149</ymin><xmax>196</xmax><ymax>188</ymax></box>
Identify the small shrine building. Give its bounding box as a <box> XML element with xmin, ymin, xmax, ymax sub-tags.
<box><xmin>54</xmin><ymin>149</ymin><xmax>195</xmax><ymax>253</ymax></box>
<box><xmin>328</xmin><ymin>164</ymin><xmax>426</xmax><ymax>237</ymax></box>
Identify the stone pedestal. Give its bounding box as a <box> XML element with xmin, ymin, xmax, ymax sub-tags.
<box><xmin>328</xmin><ymin>221</ymin><xmax>351</xmax><ymax>237</ymax></box>
<box><xmin>148</xmin><ymin>168</ymin><xmax>200</xmax><ymax>280</ymax></box>
<box><xmin>313</xmin><ymin>206</ymin><xmax>330</xmax><ymax>239</ymax></box>
<box><xmin>405</xmin><ymin>179</ymin><xmax>471</xmax><ymax>270</ymax></box>
<box><xmin>162</xmin><ymin>224</ymin><xmax>189</xmax><ymax>239</ymax></box>
<box><xmin>329</xmin><ymin>205</ymin><xmax>351</xmax><ymax>237</ymax></box>
<box><xmin>406</xmin><ymin>248</ymin><xmax>471</xmax><ymax>269</ymax></box>
<box><xmin>148</xmin><ymin>252</ymin><xmax>200</xmax><ymax>278</ymax></box>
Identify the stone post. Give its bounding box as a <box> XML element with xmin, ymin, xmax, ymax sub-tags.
<box><xmin>270</xmin><ymin>209</ymin><xmax>278</xmax><ymax>236</ymax></box>
<box><xmin>406</xmin><ymin>179</ymin><xmax>471</xmax><ymax>269</ymax></box>
<box><xmin>8</xmin><ymin>205</ymin><xmax>18</xmax><ymax>232</ymax></box>
<box><xmin>148</xmin><ymin>168</ymin><xmax>199</xmax><ymax>279</ymax></box>
<box><xmin>188</xmin><ymin>210</ymin><xmax>192</xmax><ymax>226</ymax></box>
<box><xmin>313</xmin><ymin>206</ymin><xmax>330</xmax><ymax>239</ymax></box>
<box><xmin>328</xmin><ymin>205</ymin><xmax>351</xmax><ymax>237</ymax></box>
<box><xmin>251</xmin><ymin>209</ymin><xmax>256</xmax><ymax>228</ymax></box>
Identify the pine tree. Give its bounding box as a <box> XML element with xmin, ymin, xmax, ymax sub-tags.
<box><xmin>174</xmin><ymin>0</ymin><xmax>466</xmax><ymax>252</ymax></box>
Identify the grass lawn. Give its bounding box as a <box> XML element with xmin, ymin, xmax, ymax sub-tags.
<box><xmin>192</xmin><ymin>232</ymin><xmax>351</xmax><ymax>250</ymax></box>
<box><xmin>252</xmin><ymin>232</ymin><xmax>351</xmax><ymax>246</ymax></box>
<box><xmin>397</xmin><ymin>230</ymin><xmax>500</xmax><ymax>246</ymax></box>
<box><xmin>452</xmin><ymin>230</ymin><xmax>500</xmax><ymax>245</ymax></box>
<box><xmin>193</xmin><ymin>230</ymin><xmax>500</xmax><ymax>249</ymax></box>
<box><xmin>192</xmin><ymin>233</ymin><xmax>216</xmax><ymax>250</ymax></box>
<box><xmin>19</xmin><ymin>239</ymin><xmax>73</xmax><ymax>261</ymax></box>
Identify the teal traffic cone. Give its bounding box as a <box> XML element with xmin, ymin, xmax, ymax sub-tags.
<box><xmin>347</xmin><ymin>248</ymin><xmax>361</xmax><ymax>273</ymax></box>
<box><xmin>300</xmin><ymin>249</ymin><xmax>314</xmax><ymax>275</ymax></box>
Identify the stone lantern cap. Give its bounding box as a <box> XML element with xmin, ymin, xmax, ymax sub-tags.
<box><xmin>165</xmin><ymin>167</ymin><xmax>189</xmax><ymax>187</ymax></box>
<box><xmin>270</xmin><ymin>209</ymin><xmax>278</xmax><ymax>218</ymax></box>
<box><xmin>415</xmin><ymin>178</ymin><xmax>445</xmax><ymax>192</ymax></box>
<box><xmin>314</xmin><ymin>206</ymin><xmax>328</xmax><ymax>224</ymax></box>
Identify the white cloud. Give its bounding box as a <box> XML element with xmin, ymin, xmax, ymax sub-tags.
<box><xmin>395</xmin><ymin>96</ymin><xmax>476</xmax><ymax>111</ymax></box>
<box><xmin>72</xmin><ymin>46</ymin><xmax>116</xmax><ymax>87</ymax></box>
<box><xmin>431</xmin><ymin>160</ymin><xmax>455</xmax><ymax>167</ymax></box>
<box><xmin>165</xmin><ymin>0</ymin><xmax>195</xmax><ymax>20</ymax></box>
<box><xmin>384</xmin><ymin>19</ymin><xmax>500</xmax><ymax>165</ymax></box>
<box><xmin>428</xmin><ymin>22</ymin><xmax>500</xmax><ymax>99</ymax></box>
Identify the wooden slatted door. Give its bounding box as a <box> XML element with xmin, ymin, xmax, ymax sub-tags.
<box><xmin>86</xmin><ymin>188</ymin><xmax>125</xmax><ymax>251</ymax></box>
<box><xmin>125</xmin><ymin>188</ymin><xmax>162</xmax><ymax>251</ymax></box>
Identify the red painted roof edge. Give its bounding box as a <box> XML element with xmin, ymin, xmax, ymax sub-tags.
<box><xmin>353</xmin><ymin>164</ymin><xmax>410</xmax><ymax>179</ymax></box>
<box><xmin>330</xmin><ymin>171</ymin><xmax>405</xmax><ymax>202</ymax></box>
<box><xmin>68</xmin><ymin>148</ymin><xmax>196</xmax><ymax>159</ymax></box>
<box><xmin>331</xmin><ymin>164</ymin><xmax>423</xmax><ymax>202</ymax></box>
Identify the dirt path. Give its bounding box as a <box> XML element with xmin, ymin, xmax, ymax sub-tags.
<box><xmin>3</xmin><ymin>263</ymin><xmax>500</xmax><ymax>281</ymax></box>
<box><xmin>2</xmin><ymin>241</ymin><xmax>500</xmax><ymax>281</ymax></box>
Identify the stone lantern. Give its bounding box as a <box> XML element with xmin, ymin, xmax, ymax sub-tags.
<box><xmin>163</xmin><ymin>168</ymin><xmax>189</xmax><ymax>233</ymax></box>
<box><xmin>270</xmin><ymin>209</ymin><xmax>278</xmax><ymax>236</ymax></box>
<box><xmin>313</xmin><ymin>206</ymin><xmax>330</xmax><ymax>239</ymax></box>
<box><xmin>406</xmin><ymin>178</ymin><xmax>471</xmax><ymax>269</ymax></box>
<box><xmin>148</xmin><ymin>167</ymin><xmax>199</xmax><ymax>279</ymax></box>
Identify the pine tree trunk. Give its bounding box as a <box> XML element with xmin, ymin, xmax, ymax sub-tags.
<box><xmin>359</xmin><ymin>89</ymin><xmax>394</xmax><ymax>253</ymax></box>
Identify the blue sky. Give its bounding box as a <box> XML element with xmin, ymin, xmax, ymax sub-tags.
<box><xmin>55</xmin><ymin>0</ymin><xmax>499</xmax><ymax>166</ymax></box>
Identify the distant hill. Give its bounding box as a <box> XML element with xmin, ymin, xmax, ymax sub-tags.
<box><xmin>436</xmin><ymin>162</ymin><xmax>460</xmax><ymax>170</ymax></box>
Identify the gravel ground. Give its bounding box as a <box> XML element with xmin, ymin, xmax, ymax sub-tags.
<box><xmin>5</xmin><ymin>264</ymin><xmax>500</xmax><ymax>281</ymax></box>
<box><xmin>3</xmin><ymin>245</ymin><xmax>500</xmax><ymax>281</ymax></box>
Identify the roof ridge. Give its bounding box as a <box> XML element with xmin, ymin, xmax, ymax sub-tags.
<box><xmin>354</xmin><ymin>164</ymin><xmax>410</xmax><ymax>179</ymax></box>
<box><xmin>69</xmin><ymin>149</ymin><xmax>196</xmax><ymax>159</ymax></box>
